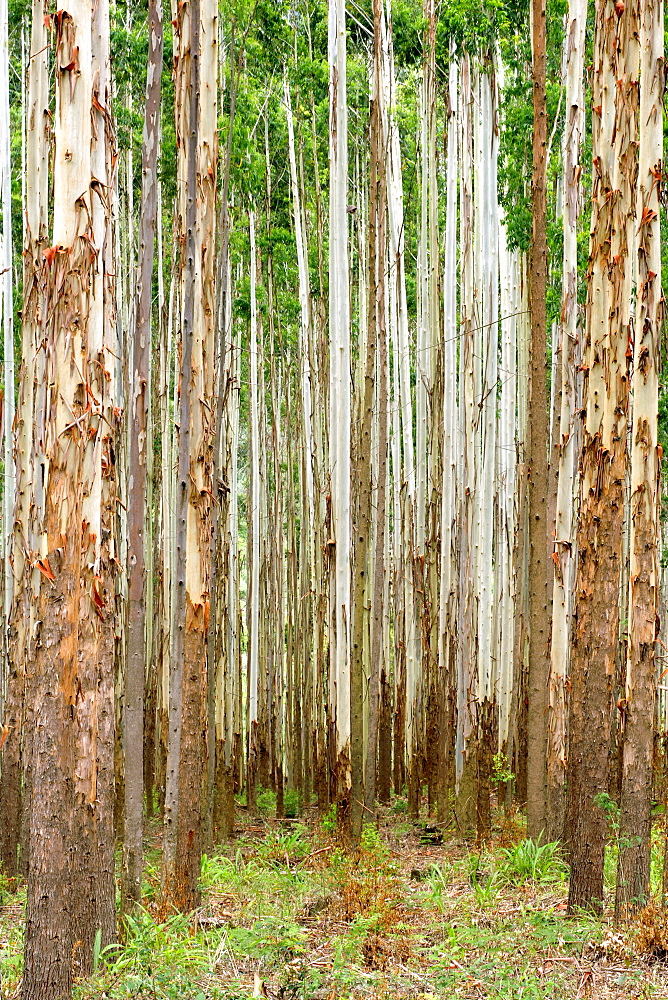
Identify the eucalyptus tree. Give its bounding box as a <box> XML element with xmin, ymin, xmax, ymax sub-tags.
<box><xmin>123</xmin><ymin>0</ymin><xmax>163</xmax><ymax>916</ymax></box>
<box><xmin>363</xmin><ymin>0</ymin><xmax>390</xmax><ymax>820</ymax></box>
<box><xmin>21</xmin><ymin>0</ymin><xmax>118</xmax><ymax>991</ymax></box>
<box><xmin>526</xmin><ymin>0</ymin><xmax>550</xmax><ymax>841</ymax></box>
<box><xmin>568</xmin><ymin>0</ymin><xmax>639</xmax><ymax>913</ymax></box>
<box><xmin>328</xmin><ymin>0</ymin><xmax>353</xmax><ymax>835</ymax></box>
<box><xmin>0</xmin><ymin>0</ymin><xmax>47</xmax><ymax>886</ymax></box>
<box><xmin>547</xmin><ymin>0</ymin><xmax>586</xmax><ymax>842</ymax></box>
<box><xmin>615</xmin><ymin>0</ymin><xmax>663</xmax><ymax>917</ymax></box>
<box><xmin>0</xmin><ymin>0</ymin><xmax>13</xmax><ymax>637</ymax></box>
<box><xmin>162</xmin><ymin>0</ymin><xmax>218</xmax><ymax>912</ymax></box>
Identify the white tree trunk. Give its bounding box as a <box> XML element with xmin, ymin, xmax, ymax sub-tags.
<box><xmin>547</xmin><ymin>0</ymin><xmax>586</xmax><ymax>828</ymax></box>
<box><xmin>328</xmin><ymin>0</ymin><xmax>352</xmax><ymax>822</ymax></box>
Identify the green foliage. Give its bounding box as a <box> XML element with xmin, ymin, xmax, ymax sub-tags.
<box><xmin>492</xmin><ymin>752</ymin><xmax>515</xmax><ymax>787</ymax></box>
<box><xmin>226</xmin><ymin>916</ymin><xmax>308</xmax><ymax>966</ymax></box>
<box><xmin>391</xmin><ymin>795</ymin><xmax>409</xmax><ymax>814</ymax></box>
<box><xmin>282</xmin><ymin>788</ymin><xmax>300</xmax><ymax>818</ymax></box>
<box><xmin>497</xmin><ymin>838</ymin><xmax>568</xmax><ymax>885</ymax></box>
<box><xmin>321</xmin><ymin>803</ymin><xmax>337</xmax><ymax>833</ymax></box>
<box><xmin>424</xmin><ymin>863</ymin><xmax>451</xmax><ymax>912</ymax></box>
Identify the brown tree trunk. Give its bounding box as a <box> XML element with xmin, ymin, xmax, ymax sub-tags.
<box><xmin>364</xmin><ymin>22</ymin><xmax>388</xmax><ymax>814</ymax></box>
<box><xmin>568</xmin><ymin>0</ymin><xmax>638</xmax><ymax>913</ymax></box>
<box><xmin>161</xmin><ymin>0</ymin><xmax>203</xmax><ymax>913</ymax></box>
<box><xmin>526</xmin><ymin>0</ymin><xmax>549</xmax><ymax>842</ymax></box>
<box><xmin>122</xmin><ymin>0</ymin><xmax>163</xmax><ymax>915</ymax></box>
<box><xmin>615</xmin><ymin>0</ymin><xmax>663</xmax><ymax>919</ymax></box>
<box><xmin>0</xmin><ymin>0</ymin><xmax>49</xmax><ymax>893</ymax></box>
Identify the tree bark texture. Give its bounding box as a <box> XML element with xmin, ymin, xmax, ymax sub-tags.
<box><xmin>568</xmin><ymin>0</ymin><xmax>638</xmax><ymax>913</ymax></box>
<box><xmin>526</xmin><ymin>0</ymin><xmax>550</xmax><ymax>841</ymax></box>
<box><xmin>123</xmin><ymin>0</ymin><xmax>163</xmax><ymax>916</ymax></box>
<box><xmin>615</xmin><ymin>0</ymin><xmax>663</xmax><ymax>919</ymax></box>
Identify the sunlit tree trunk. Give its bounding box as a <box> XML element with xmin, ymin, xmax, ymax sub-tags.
<box><xmin>615</xmin><ymin>0</ymin><xmax>663</xmax><ymax>917</ymax></box>
<box><xmin>438</xmin><ymin>51</ymin><xmax>458</xmax><ymax>822</ymax></box>
<box><xmin>207</xmin><ymin>29</ymin><xmax>237</xmax><ymax>844</ymax></box>
<box><xmin>0</xmin><ymin>0</ymin><xmax>14</xmax><ymax>638</ymax></box>
<box><xmin>568</xmin><ymin>0</ymin><xmax>638</xmax><ymax>913</ymax></box>
<box><xmin>364</xmin><ymin>0</ymin><xmax>389</xmax><ymax>819</ymax></box>
<box><xmin>329</xmin><ymin>0</ymin><xmax>352</xmax><ymax>836</ymax></box>
<box><xmin>1</xmin><ymin>0</ymin><xmax>48</xmax><ymax>887</ymax></box>
<box><xmin>547</xmin><ymin>0</ymin><xmax>586</xmax><ymax>842</ymax></box>
<box><xmin>497</xmin><ymin>227</ymin><xmax>518</xmax><ymax>770</ymax></box>
<box><xmin>456</xmin><ymin>52</ymin><xmax>477</xmax><ymax>834</ymax></box>
<box><xmin>163</xmin><ymin>0</ymin><xmax>218</xmax><ymax>911</ymax></box>
<box><xmin>22</xmin><ymin>0</ymin><xmax>117</xmax><ymax>990</ymax></box>
<box><xmin>475</xmin><ymin>60</ymin><xmax>499</xmax><ymax>837</ymax></box>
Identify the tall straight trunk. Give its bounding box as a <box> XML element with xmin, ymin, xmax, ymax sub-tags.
<box><xmin>329</xmin><ymin>0</ymin><xmax>352</xmax><ymax>836</ymax></box>
<box><xmin>22</xmin><ymin>0</ymin><xmax>117</xmax><ymax>991</ymax></box>
<box><xmin>497</xmin><ymin>229</ymin><xmax>517</xmax><ymax>763</ymax></box>
<box><xmin>474</xmin><ymin>61</ymin><xmax>499</xmax><ymax>838</ymax></box>
<box><xmin>163</xmin><ymin>0</ymin><xmax>217</xmax><ymax>912</ymax></box>
<box><xmin>455</xmin><ymin>53</ymin><xmax>477</xmax><ymax>834</ymax></box>
<box><xmin>547</xmin><ymin>0</ymin><xmax>586</xmax><ymax>843</ymax></box>
<box><xmin>206</xmin><ymin>28</ymin><xmax>237</xmax><ymax>846</ymax></box>
<box><xmin>72</xmin><ymin>1</ymin><xmax>118</xmax><ymax>957</ymax></box>
<box><xmin>568</xmin><ymin>0</ymin><xmax>638</xmax><ymax>913</ymax></box>
<box><xmin>247</xmin><ymin>207</ymin><xmax>261</xmax><ymax>815</ymax></box>
<box><xmin>526</xmin><ymin>0</ymin><xmax>550</xmax><ymax>840</ymax></box>
<box><xmin>438</xmin><ymin>51</ymin><xmax>458</xmax><ymax>822</ymax></box>
<box><xmin>513</xmin><ymin>261</ymin><xmax>531</xmax><ymax>806</ymax></box>
<box><xmin>1</xmin><ymin>0</ymin><xmax>48</xmax><ymax>886</ymax></box>
<box><xmin>122</xmin><ymin>0</ymin><xmax>163</xmax><ymax>915</ymax></box>
<box><xmin>0</xmin><ymin>0</ymin><xmax>14</xmax><ymax>637</ymax></box>
<box><xmin>389</xmin><ymin>39</ymin><xmax>417</xmax><ymax>813</ymax></box>
<box><xmin>364</xmin><ymin>0</ymin><xmax>388</xmax><ymax>819</ymax></box>
<box><xmin>615</xmin><ymin>0</ymin><xmax>663</xmax><ymax>918</ymax></box>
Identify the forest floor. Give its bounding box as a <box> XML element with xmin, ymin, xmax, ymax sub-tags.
<box><xmin>2</xmin><ymin>798</ymin><xmax>668</xmax><ymax>999</ymax></box>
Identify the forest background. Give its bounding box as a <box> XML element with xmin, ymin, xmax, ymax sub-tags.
<box><xmin>0</xmin><ymin>0</ymin><xmax>667</xmax><ymax>996</ymax></box>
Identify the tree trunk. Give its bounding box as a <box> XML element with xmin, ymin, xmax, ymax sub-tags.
<box><xmin>568</xmin><ymin>0</ymin><xmax>638</xmax><ymax>913</ymax></box>
<box><xmin>122</xmin><ymin>0</ymin><xmax>163</xmax><ymax>916</ymax></box>
<box><xmin>615</xmin><ymin>0</ymin><xmax>663</xmax><ymax>919</ymax></box>
<box><xmin>162</xmin><ymin>0</ymin><xmax>218</xmax><ymax>912</ymax></box>
<box><xmin>547</xmin><ymin>0</ymin><xmax>586</xmax><ymax>843</ymax></box>
<box><xmin>329</xmin><ymin>0</ymin><xmax>353</xmax><ymax>839</ymax></box>
<box><xmin>23</xmin><ymin>0</ymin><xmax>117</xmax><ymax>990</ymax></box>
<box><xmin>526</xmin><ymin>0</ymin><xmax>550</xmax><ymax>841</ymax></box>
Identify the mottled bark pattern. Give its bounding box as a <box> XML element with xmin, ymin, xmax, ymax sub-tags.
<box><xmin>568</xmin><ymin>0</ymin><xmax>638</xmax><ymax>913</ymax></box>
<box><xmin>615</xmin><ymin>0</ymin><xmax>663</xmax><ymax>919</ymax></box>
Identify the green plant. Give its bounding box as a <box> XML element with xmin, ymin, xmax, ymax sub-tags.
<box><xmin>255</xmin><ymin>825</ymin><xmax>310</xmax><ymax>863</ymax></box>
<box><xmin>359</xmin><ymin>823</ymin><xmax>388</xmax><ymax>861</ymax></box>
<box><xmin>256</xmin><ymin>786</ymin><xmax>277</xmax><ymax>815</ymax></box>
<box><xmin>492</xmin><ymin>751</ymin><xmax>515</xmax><ymax>787</ymax></box>
<box><xmin>321</xmin><ymin>803</ymin><xmax>337</xmax><ymax>833</ymax></box>
<box><xmin>391</xmin><ymin>796</ymin><xmax>408</xmax><ymax>814</ymax></box>
<box><xmin>225</xmin><ymin>916</ymin><xmax>308</xmax><ymax>967</ymax></box>
<box><xmin>471</xmin><ymin>869</ymin><xmax>503</xmax><ymax>909</ymax></box>
<box><xmin>497</xmin><ymin>838</ymin><xmax>567</xmax><ymax>885</ymax></box>
<box><xmin>283</xmin><ymin>787</ymin><xmax>301</xmax><ymax>818</ymax></box>
<box><xmin>594</xmin><ymin>790</ymin><xmax>620</xmax><ymax>832</ymax></box>
<box><xmin>424</xmin><ymin>863</ymin><xmax>450</xmax><ymax>912</ymax></box>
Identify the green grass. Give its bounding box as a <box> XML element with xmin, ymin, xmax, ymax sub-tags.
<box><xmin>2</xmin><ymin>816</ymin><xmax>668</xmax><ymax>999</ymax></box>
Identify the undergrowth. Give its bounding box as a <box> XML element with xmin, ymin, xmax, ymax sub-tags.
<box><xmin>2</xmin><ymin>811</ymin><xmax>668</xmax><ymax>998</ymax></box>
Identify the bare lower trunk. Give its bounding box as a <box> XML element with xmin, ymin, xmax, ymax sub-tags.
<box><xmin>568</xmin><ymin>0</ymin><xmax>638</xmax><ymax>913</ymax></box>
<box><xmin>122</xmin><ymin>0</ymin><xmax>163</xmax><ymax>915</ymax></box>
<box><xmin>526</xmin><ymin>0</ymin><xmax>549</xmax><ymax>841</ymax></box>
<box><xmin>615</xmin><ymin>0</ymin><xmax>663</xmax><ymax>919</ymax></box>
